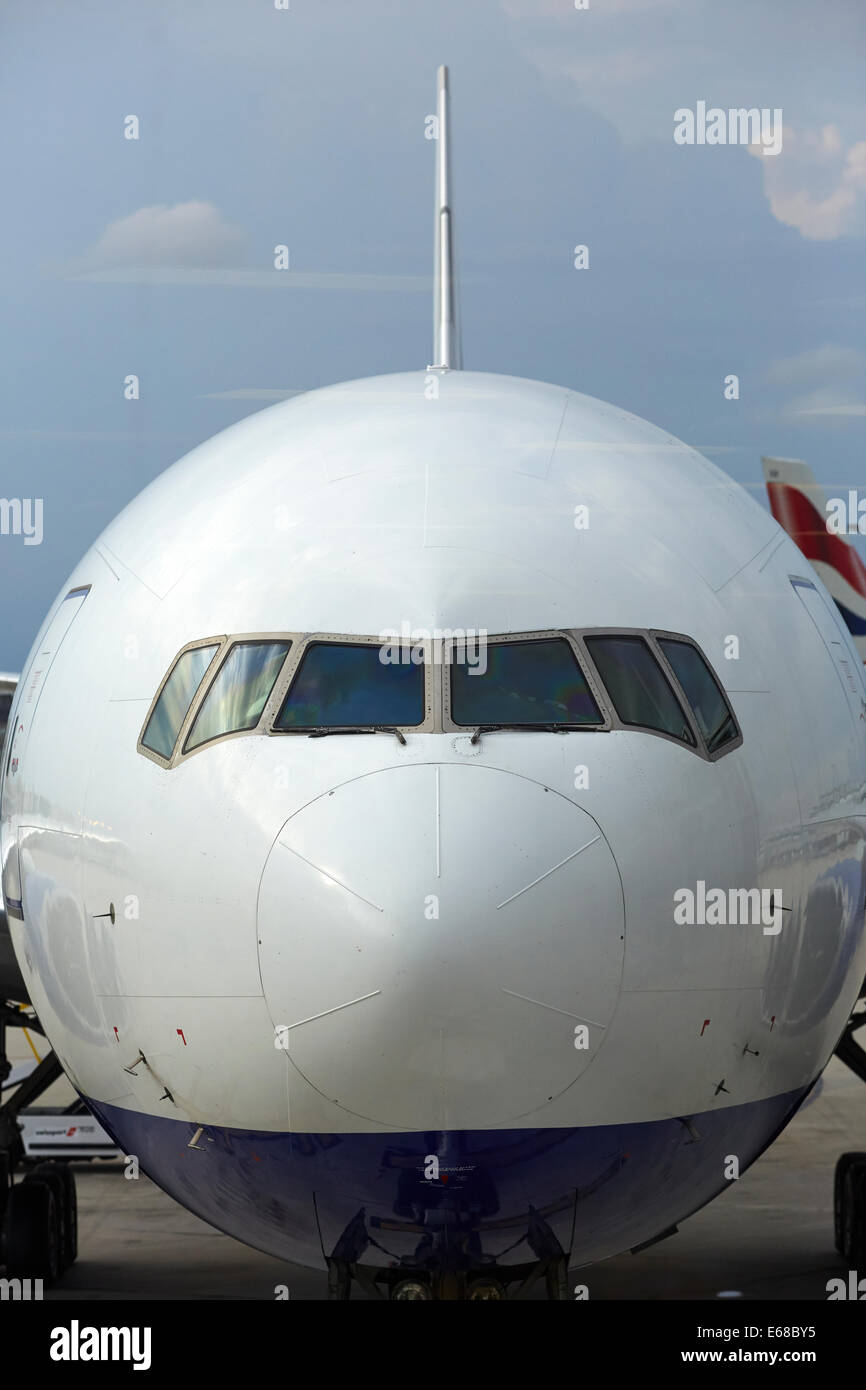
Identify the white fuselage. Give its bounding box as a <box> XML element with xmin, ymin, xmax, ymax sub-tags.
<box><xmin>3</xmin><ymin>370</ymin><xmax>865</xmax><ymax>1269</ymax></box>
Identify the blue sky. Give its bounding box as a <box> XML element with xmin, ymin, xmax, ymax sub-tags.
<box><xmin>1</xmin><ymin>0</ymin><xmax>864</xmax><ymax>666</ymax></box>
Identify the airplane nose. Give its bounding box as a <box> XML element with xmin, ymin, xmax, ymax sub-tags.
<box><xmin>257</xmin><ymin>763</ymin><xmax>625</xmax><ymax>1129</ymax></box>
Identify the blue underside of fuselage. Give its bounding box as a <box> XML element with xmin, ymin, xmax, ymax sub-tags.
<box><xmin>85</xmin><ymin>1086</ymin><xmax>811</xmax><ymax>1273</ymax></box>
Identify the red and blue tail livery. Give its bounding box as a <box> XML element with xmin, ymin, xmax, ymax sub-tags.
<box><xmin>763</xmin><ymin>456</ymin><xmax>866</xmax><ymax>662</ymax></box>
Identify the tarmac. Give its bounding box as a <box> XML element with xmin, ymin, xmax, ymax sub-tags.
<box><xmin>34</xmin><ymin>1056</ymin><xmax>864</xmax><ymax>1301</ymax></box>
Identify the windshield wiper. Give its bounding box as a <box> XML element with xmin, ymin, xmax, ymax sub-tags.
<box><xmin>469</xmin><ymin>722</ymin><xmax>596</xmax><ymax>745</ymax></box>
<box><xmin>305</xmin><ymin>725</ymin><xmax>407</xmax><ymax>745</ymax></box>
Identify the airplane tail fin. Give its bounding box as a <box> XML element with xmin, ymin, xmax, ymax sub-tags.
<box><xmin>429</xmin><ymin>65</ymin><xmax>462</xmax><ymax>371</ymax></box>
<box><xmin>762</xmin><ymin>456</ymin><xmax>866</xmax><ymax>661</ymax></box>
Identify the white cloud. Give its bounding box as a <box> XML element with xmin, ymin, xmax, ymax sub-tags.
<box><xmin>786</xmin><ymin>390</ymin><xmax>866</xmax><ymax>420</ymax></box>
<box><xmin>499</xmin><ymin>0</ymin><xmax>865</xmax><ymax>170</ymax></box>
<box><xmin>765</xmin><ymin>344</ymin><xmax>866</xmax><ymax>388</ymax></box>
<box><xmin>81</xmin><ymin>201</ymin><xmax>246</xmax><ymax>269</ymax></box>
<box><xmin>65</xmin><ymin>267</ymin><xmax>428</xmax><ymax>291</ymax></box>
<box><xmin>748</xmin><ymin>126</ymin><xmax>866</xmax><ymax>240</ymax></box>
<box><xmin>766</xmin><ymin>344</ymin><xmax>866</xmax><ymax>425</ymax></box>
<box><xmin>65</xmin><ymin>204</ymin><xmax>429</xmax><ymax>288</ymax></box>
<box><xmin>556</xmin><ymin>47</ymin><xmax>670</xmax><ymax>92</ymax></box>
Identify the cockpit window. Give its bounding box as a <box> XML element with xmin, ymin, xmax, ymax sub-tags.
<box><xmin>139</xmin><ymin>627</ymin><xmax>741</xmax><ymax>763</ymax></box>
<box><xmin>585</xmin><ymin>635</ymin><xmax>695</xmax><ymax>745</ymax></box>
<box><xmin>142</xmin><ymin>643</ymin><xmax>219</xmax><ymax>759</ymax></box>
<box><xmin>185</xmin><ymin>640</ymin><xmax>291</xmax><ymax>751</ymax></box>
<box><xmin>657</xmin><ymin>638</ymin><xmax>738</xmax><ymax>753</ymax></box>
<box><xmin>274</xmin><ymin>642</ymin><xmax>425</xmax><ymax>729</ymax></box>
<box><xmin>451</xmin><ymin>638</ymin><xmax>603</xmax><ymax>727</ymax></box>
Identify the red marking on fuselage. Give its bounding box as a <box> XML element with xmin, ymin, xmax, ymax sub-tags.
<box><xmin>177</xmin><ymin>1028</ymin><xmax>187</xmax><ymax>1046</ymax></box>
<box><xmin>113</xmin><ymin>1027</ymin><xmax>119</xmax><ymax>1042</ymax></box>
<box><xmin>700</xmin><ymin>1019</ymin><xmax>710</xmax><ymax>1036</ymax></box>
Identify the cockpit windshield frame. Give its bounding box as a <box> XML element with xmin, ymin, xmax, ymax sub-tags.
<box><xmin>138</xmin><ymin>634</ymin><xmax>228</xmax><ymax>768</ymax></box>
<box><xmin>441</xmin><ymin>629</ymin><xmax>612</xmax><ymax>735</ymax></box>
<box><xmin>269</xmin><ymin>632</ymin><xmax>437</xmax><ymax>737</ymax></box>
<box><xmin>138</xmin><ymin>632</ymin><xmax>302</xmax><ymax>768</ymax></box>
<box><xmin>574</xmin><ymin>627</ymin><xmax>741</xmax><ymax>761</ymax></box>
<box><xmin>138</xmin><ymin>626</ymin><xmax>742</xmax><ymax>767</ymax></box>
<box><xmin>648</xmin><ymin>628</ymin><xmax>743</xmax><ymax>761</ymax></box>
<box><xmin>138</xmin><ymin>630</ymin><xmax>437</xmax><ymax>766</ymax></box>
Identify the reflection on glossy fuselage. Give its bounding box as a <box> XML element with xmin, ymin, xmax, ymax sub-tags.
<box><xmin>3</xmin><ymin>371</ymin><xmax>866</xmax><ymax>1280</ymax></box>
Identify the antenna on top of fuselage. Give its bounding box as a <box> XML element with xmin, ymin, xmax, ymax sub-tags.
<box><xmin>429</xmin><ymin>65</ymin><xmax>462</xmax><ymax>372</ymax></box>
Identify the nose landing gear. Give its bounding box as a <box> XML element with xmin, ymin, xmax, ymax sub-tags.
<box><xmin>325</xmin><ymin>1202</ymin><xmax>571</xmax><ymax>1300</ymax></box>
<box><xmin>328</xmin><ymin>1254</ymin><xmax>568</xmax><ymax>1300</ymax></box>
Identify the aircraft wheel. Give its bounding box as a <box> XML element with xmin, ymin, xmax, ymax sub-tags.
<box><xmin>5</xmin><ymin>1181</ymin><xmax>61</xmax><ymax>1283</ymax></box>
<box><xmin>61</xmin><ymin>1166</ymin><xmax>78</xmax><ymax>1266</ymax></box>
<box><xmin>391</xmin><ymin>1278</ymin><xmax>431</xmax><ymax>1300</ymax></box>
<box><xmin>467</xmin><ymin>1277</ymin><xmax>506</xmax><ymax>1300</ymax></box>
<box><xmin>839</xmin><ymin>1156</ymin><xmax>866</xmax><ymax>1265</ymax></box>
<box><xmin>31</xmin><ymin>1163</ymin><xmax>77</xmax><ymax>1268</ymax></box>
<box><xmin>834</xmin><ymin>1152</ymin><xmax>866</xmax><ymax>1256</ymax></box>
